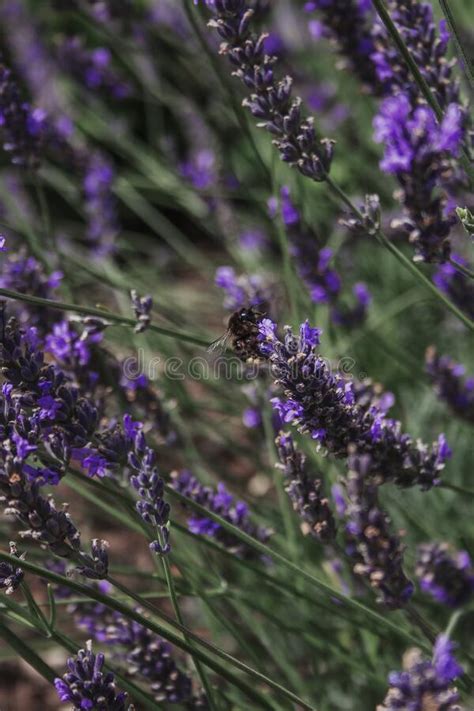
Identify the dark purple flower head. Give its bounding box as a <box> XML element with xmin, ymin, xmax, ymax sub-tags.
<box><xmin>257</xmin><ymin>317</ymin><xmax>449</xmax><ymax>489</ymax></box>
<box><xmin>215</xmin><ymin>266</ymin><xmax>272</xmax><ymax>312</ymax></box>
<box><xmin>171</xmin><ymin>469</ymin><xmax>271</xmax><ymax>559</ymax></box>
<box><xmin>426</xmin><ymin>347</ymin><xmax>474</xmax><ymax>424</ymax></box>
<box><xmin>0</xmin><ymin>59</ymin><xmax>45</xmax><ymax>167</ymax></box>
<box><xmin>0</xmin><ymin>250</ymin><xmax>62</xmax><ymax>331</ymax></box>
<box><xmin>303</xmin><ymin>0</ymin><xmax>379</xmax><ymax>90</ymax></box>
<box><xmin>416</xmin><ymin>542</ymin><xmax>474</xmax><ymax>608</ymax></box>
<box><xmin>374</xmin><ymin>96</ymin><xmax>463</xmax><ymax>263</ymax></box>
<box><xmin>76</xmin><ymin>539</ymin><xmax>110</xmax><ymax>580</ymax></box>
<box><xmin>275</xmin><ymin>431</ymin><xmax>336</xmax><ymax>541</ymax></box>
<box><xmin>54</xmin><ymin>640</ymin><xmax>131</xmax><ymax>711</ymax></box>
<box><xmin>128</xmin><ymin>428</ymin><xmax>171</xmax><ymax>555</ymax></box>
<box><xmin>74</xmin><ymin>604</ymin><xmax>204</xmax><ymax>706</ymax></box>
<box><xmin>83</xmin><ymin>153</ymin><xmax>120</xmax><ymax>255</ymax></box>
<box><xmin>343</xmin><ymin>452</ymin><xmax>413</xmax><ymax>608</ymax></box>
<box><xmin>379</xmin><ymin>635</ymin><xmax>462</xmax><ymax>710</ymax></box>
<box><xmin>130</xmin><ymin>289</ymin><xmax>153</xmax><ymax>334</ymax></box>
<box><xmin>57</xmin><ymin>36</ymin><xmax>131</xmax><ymax>100</ymax></box>
<box><xmin>0</xmin><ymin>541</ymin><xmax>24</xmax><ymax>594</ymax></box>
<box><xmin>206</xmin><ymin>1</ymin><xmax>334</xmax><ymax>182</ymax></box>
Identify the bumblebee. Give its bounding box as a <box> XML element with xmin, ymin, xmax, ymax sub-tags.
<box><xmin>208</xmin><ymin>306</ymin><xmax>265</xmax><ymax>361</ymax></box>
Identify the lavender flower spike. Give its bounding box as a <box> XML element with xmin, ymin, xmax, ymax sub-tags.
<box><xmin>275</xmin><ymin>432</ymin><xmax>336</xmax><ymax>542</ymax></box>
<box><xmin>426</xmin><ymin>347</ymin><xmax>474</xmax><ymax>424</ymax></box>
<box><xmin>130</xmin><ymin>290</ymin><xmax>153</xmax><ymax>333</ymax></box>
<box><xmin>257</xmin><ymin>317</ymin><xmax>450</xmax><ymax>489</ymax></box>
<box><xmin>171</xmin><ymin>469</ymin><xmax>272</xmax><ymax>559</ymax></box>
<box><xmin>378</xmin><ymin>635</ymin><xmax>463</xmax><ymax>710</ymax></box>
<box><xmin>207</xmin><ymin>0</ymin><xmax>334</xmax><ymax>181</ymax></box>
<box><xmin>344</xmin><ymin>452</ymin><xmax>413</xmax><ymax>608</ymax></box>
<box><xmin>129</xmin><ymin>430</ymin><xmax>170</xmax><ymax>555</ymax></box>
<box><xmin>0</xmin><ymin>542</ymin><xmax>24</xmax><ymax>594</ymax></box>
<box><xmin>416</xmin><ymin>542</ymin><xmax>474</xmax><ymax>608</ymax></box>
<box><xmin>54</xmin><ymin>640</ymin><xmax>131</xmax><ymax>711</ymax></box>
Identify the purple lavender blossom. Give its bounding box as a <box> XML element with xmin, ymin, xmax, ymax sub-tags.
<box><xmin>0</xmin><ymin>250</ymin><xmax>62</xmax><ymax>331</ymax></box>
<box><xmin>54</xmin><ymin>641</ymin><xmax>131</xmax><ymax>711</ymax></box>
<box><xmin>171</xmin><ymin>469</ymin><xmax>271</xmax><ymax>558</ymax></box>
<box><xmin>206</xmin><ymin>0</ymin><xmax>334</xmax><ymax>182</ymax></box>
<box><xmin>130</xmin><ymin>290</ymin><xmax>153</xmax><ymax>333</ymax></box>
<box><xmin>0</xmin><ymin>59</ymin><xmax>46</xmax><ymax>167</ymax></box>
<box><xmin>83</xmin><ymin>153</ymin><xmax>120</xmax><ymax>255</ymax></box>
<box><xmin>179</xmin><ymin>148</ymin><xmax>216</xmax><ymax>191</ymax></box>
<box><xmin>275</xmin><ymin>431</ymin><xmax>336</xmax><ymax>541</ymax></box>
<box><xmin>343</xmin><ymin>452</ymin><xmax>413</xmax><ymax>608</ymax></box>
<box><xmin>426</xmin><ymin>347</ymin><xmax>474</xmax><ymax>424</ymax></box>
<box><xmin>303</xmin><ymin>0</ymin><xmax>379</xmax><ymax>90</ymax></box>
<box><xmin>57</xmin><ymin>37</ymin><xmax>131</xmax><ymax>100</ymax></box>
<box><xmin>257</xmin><ymin>317</ymin><xmax>450</xmax><ymax>489</ymax></box>
<box><xmin>374</xmin><ymin>95</ymin><xmax>463</xmax><ymax>263</ymax></box>
<box><xmin>0</xmin><ymin>542</ymin><xmax>24</xmax><ymax>594</ymax></box>
<box><xmin>378</xmin><ymin>635</ymin><xmax>463</xmax><ymax>709</ymax></box>
<box><xmin>74</xmin><ymin>604</ymin><xmax>205</xmax><ymax>706</ymax></box>
<box><xmin>128</xmin><ymin>426</ymin><xmax>171</xmax><ymax>555</ymax></box>
<box><xmin>215</xmin><ymin>266</ymin><xmax>272</xmax><ymax>311</ymax></box>
<box><xmin>371</xmin><ymin>1</ymin><xmax>464</xmax><ymax>111</ymax></box>
<box><xmin>274</xmin><ymin>187</ymin><xmax>371</xmax><ymax>327</ymax></box>
<box><xmin>416</xmin><ymin>542</ymin><xmax>474</xmax><ymax>608</ymax></box>
<box><xmin>433</xmin><ymin>255</ymin><xmax>474</xmax><ymax>321</ymax></box>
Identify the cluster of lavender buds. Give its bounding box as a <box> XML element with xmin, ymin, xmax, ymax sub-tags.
<box><xmin>0</xmin><ymin>251</ymin><xmax>63</xmax><ymax>331</ymax></box>
<box><xmin>0</xmin><ymin>317</ymin><xmax>100</xmax><ymax>482</ymax></box>
<box><xmin>433</xmin><ymin>257</ymin><xmax>474</xmax><ymax>322</ymax></box>
<box><xmin>270</xmin><ymin>187</ymin><xmax>371</xmax><ymax>327</ymax></box>
<box><xmin>426</xmin><ymin>347</ymin><xmax>474</xmax><ymax>424</ymax></box>
<box><xmin>0</xmin><ymin>451</ymin><xmax>109</xmax><ymax>580</ymax></box>
<box><xmin>171</xmin><ymin>469</ymin><xmax>272</xmax><ymax>558</ymax></box>
<box><xmin>416</xmin><ymin>542</ymin><xmax>474</xmax><ymax>608</ymax></box>
<box><xmin>82</xmin><ymin>153</ymin><xmax>120</xmax><ymax>254</ymax></box>
<box><xmin>128</xmin><ymin>425</ymin><xmax>171</xmax><ymax>555</ymax></box>
<box><xmin>206</xmin><ymin>0</ymin><xmax>334</xmax><ymax>181</ymax></box>
<box><xmin>275</xmin><ymin>432</ymin><xmax>336</xmax><ymax>541</ymax></box>
<box><xmin>257</xmin><ymin>318</ymin><xmax>450</xmax><ymax>489</ymax></box>
<box><xmin>75</xmin><ymin>602</ymin><xmax>206</xmax><ymax>707</ymax></box>
<box><xmin>371</xmin><ymin>1</ymin><xmax>464</xmax><ymax>111</ymax></box>
<box><xmin>0</xmin><ymin>58</ymin><xmax>46</xmax><ymax>167</ymax></box>
<box><xmin>373</xmin><ymin>95</ymin><xmax>463</xmax><ymax>263</ymax></box>
<box><xmin>130</xmin><ymin>290</ymin><xmax>153</xmax><ymax>334</ymax></box>
<box><xmin>303</xmin><ymin>0</ymin><xmax>380</xmax><ymax>90</ymax></box>
<box><xmin>179</xmin><ymin>148</ymin><xmax>217</xmax><ymax>191</ymax></box>
<box><xmin>55</xmin><ymin>640</ymin><xmax>131</xmax><ymax>711</ymax></box>
<box><xmin>215</xmin><ymin>266</ymin><xmax>272</xmax><ymax>312</ymax></box>
<box><xmin>378</xmin><ymin>635</ymin><xmax>463</xmax><ymax>710</ymax></box>
<box><xmin>0</xmin><ymin>541</ymin><xmax>24</xmax><ymax>594</ymax></box>
<box><xmin>56</xmin><ymin>37</ymin><xmax>131</xmax><ymax>100</ymax></box>
<box><xmin>119</xmin><ymin>372</ymin><xmax>175</xmax><ymax>445</ymax></box>
<box><xmin>343</xmin><ymin>453</ymin><xmax>413</xmax><ymax>608</ymax></box>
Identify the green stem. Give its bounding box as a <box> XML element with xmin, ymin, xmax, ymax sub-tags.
<box><xmin>182</xmin><ymin>0</ymin><xmax>272</xmax><ymax>186</ymax></box>
<box><xmin>438</xmin><ymin>0</ymin><xmax>474</xmax><ymax>94</ymax></box>
<box><xmin>107</xmin><ymin>575</ymin><xmax>314</xmax><ymax>710</ymax></box>
<box><xmin>0</xmin><ymin>550</ymin><xmax>300</xmax><ymax>711</ymax></box>
<box><xmin>21</xmin><ymin>581</ymin><xmax>51</xmax><ymax>636</ymax></box>
<box><xmin>439</xmin><ymin>482</ymin><xmax>474</xmax><ymax>497</ymax></box>
<box><xmin>166</xmin><ymin>485</ymin><xmax>429</xmax><ymax>651</ymax></box>
<box><xmin>370</xmin><ymin>0</ymin><xmax>443</xmax><ymax>120</ymax></box>
<box><xmin>325</xmin><ymin>176</ymin><xmax>474</xmax><ymax>331</ymax></box>
<box><xmin>0</xmin><ymin>286</ymin><xmax>209</xmax><ymax>347</ymax></box>
<box><xmin>0</xmin><ymin>618</ymin><xmax>57</xmax><ymax>683</ymax></box>
<box><xmin>449</xmin><ymin>257</ymin><xmax>474</xmax><ymax>281</ymax></box>
<box><xmin>161</xmin><ymin>553</ymin><xmax>218</xmax><ymax>711</ymax></box>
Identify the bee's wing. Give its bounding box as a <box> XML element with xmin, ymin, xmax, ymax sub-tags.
<box><xmin>207</xmin><ymin>331</ymin><xmax>230</xmax><ymax>353</ymax></box>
